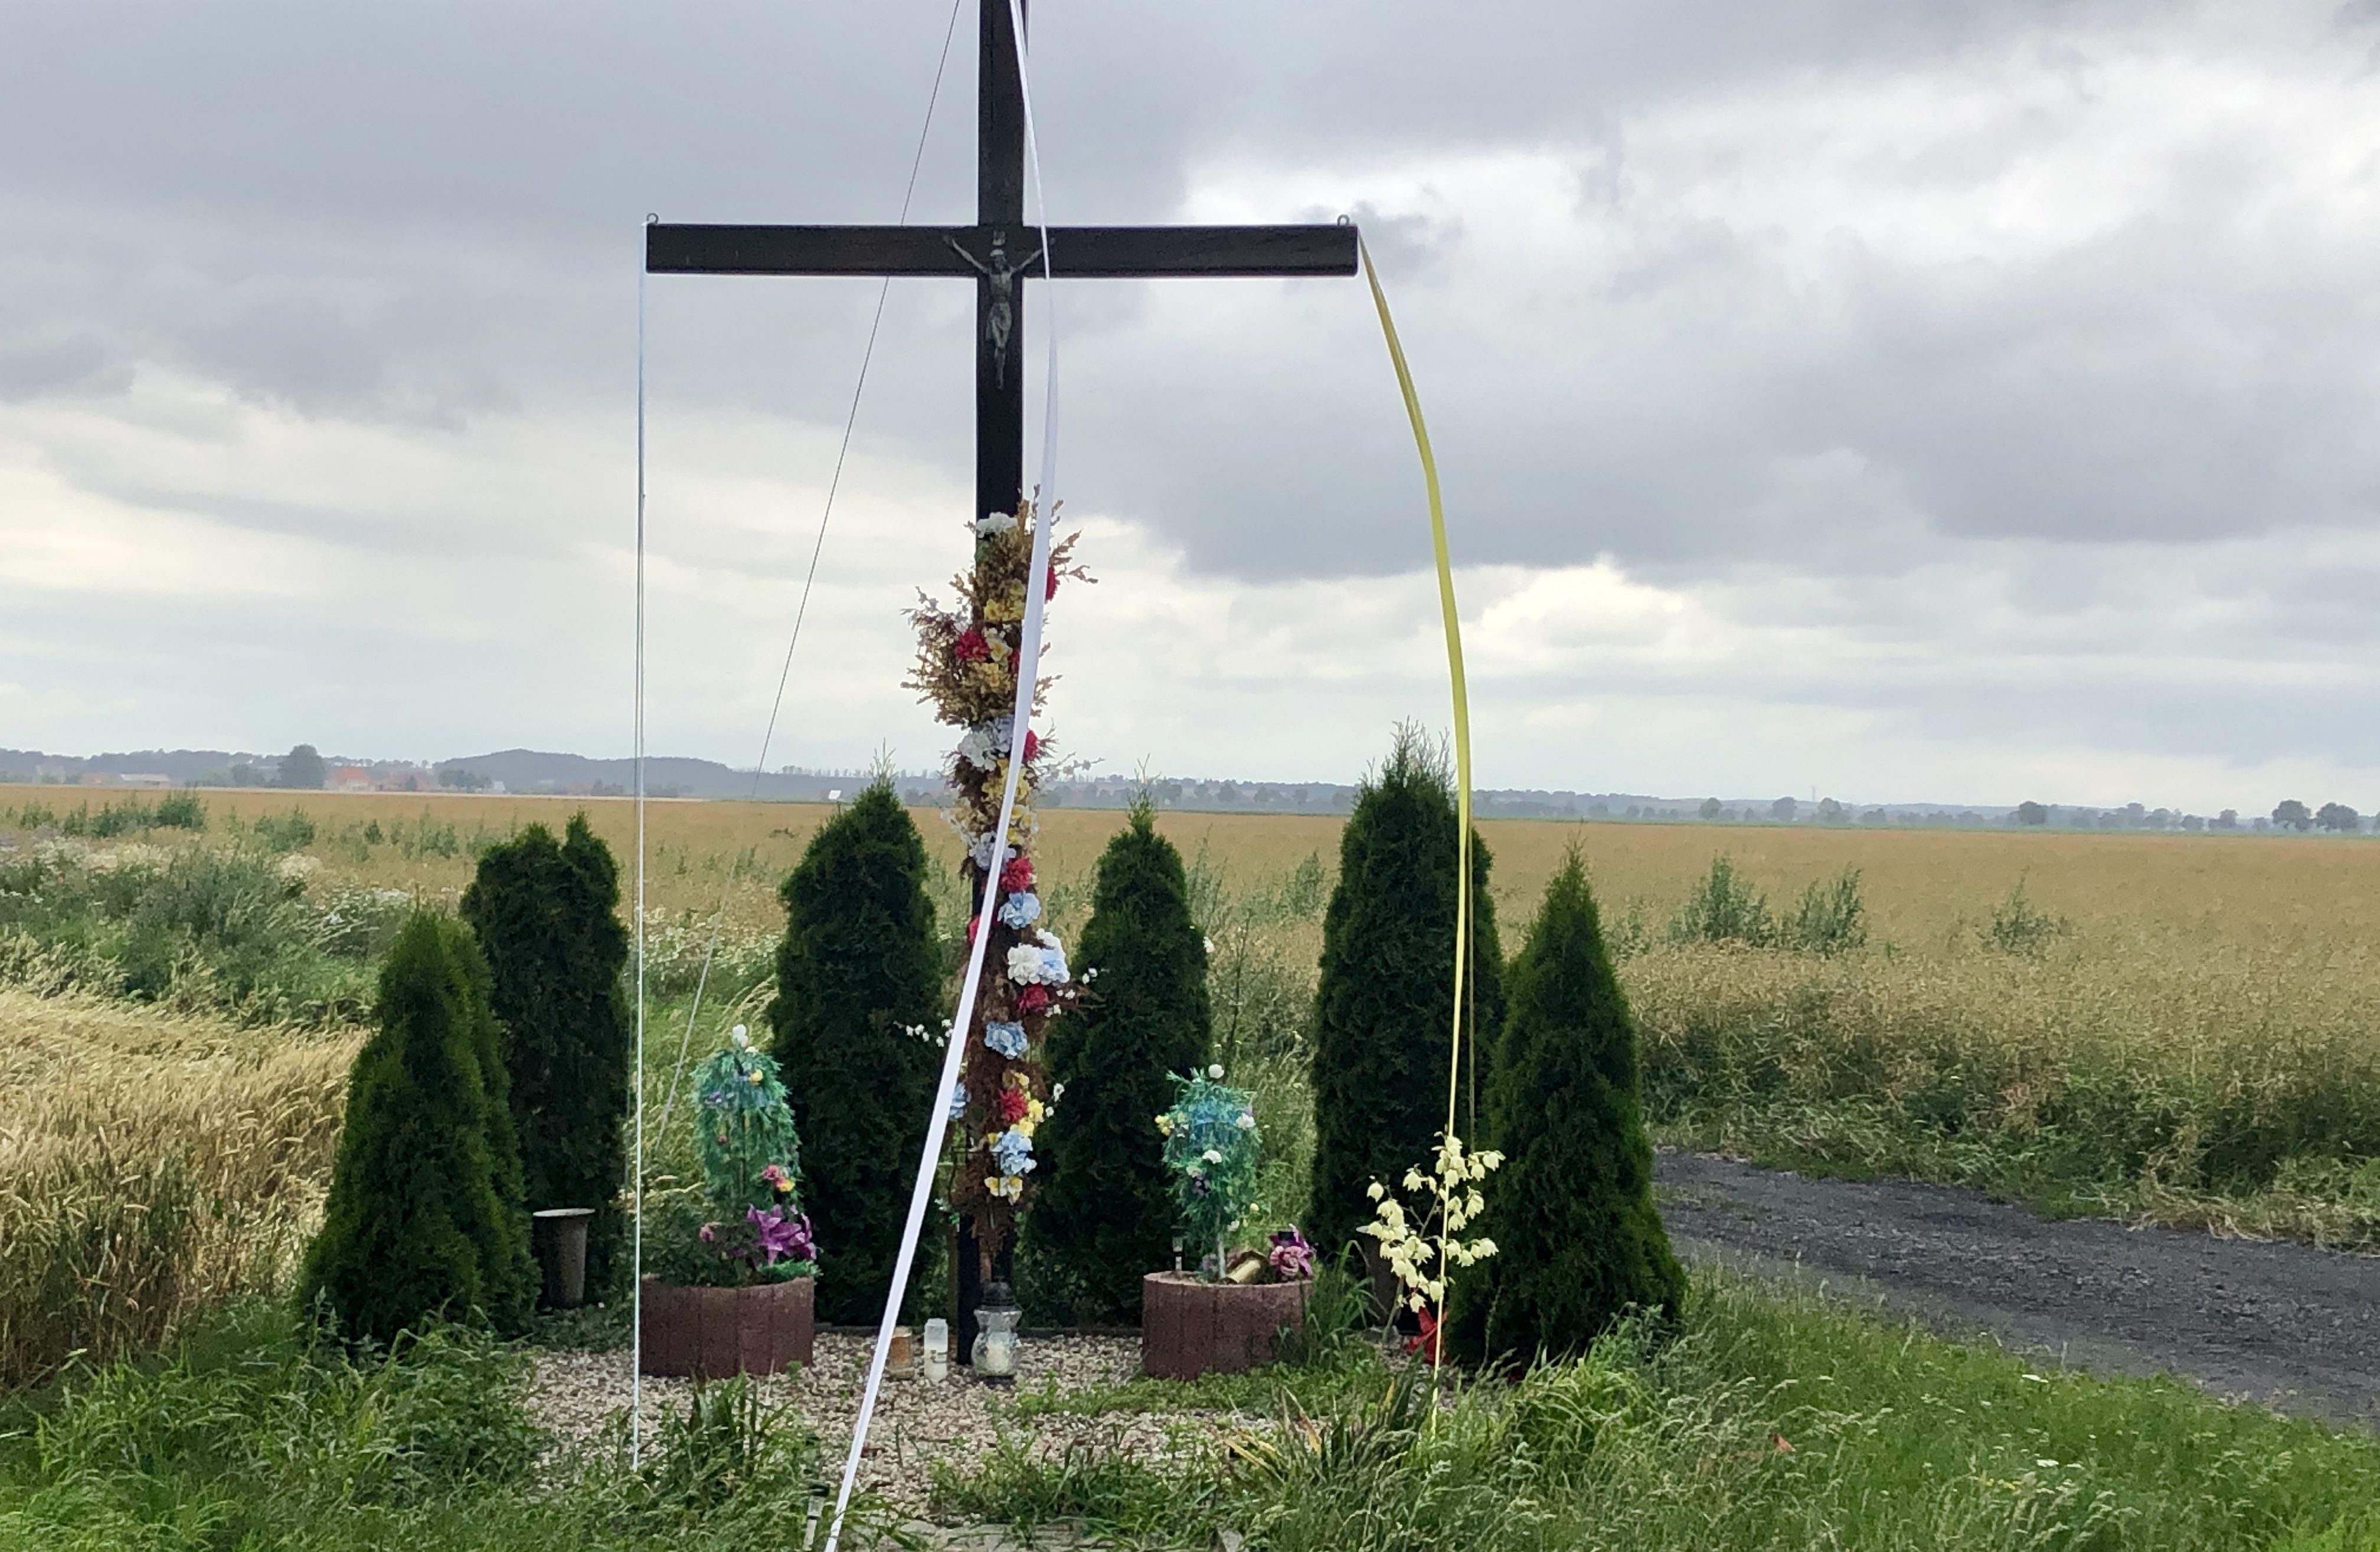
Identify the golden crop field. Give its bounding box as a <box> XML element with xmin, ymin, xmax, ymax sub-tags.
<box><xmin>45</xmin><ymin>782</ymin><xmax>2380</xmax><ymax>952</ymax></box>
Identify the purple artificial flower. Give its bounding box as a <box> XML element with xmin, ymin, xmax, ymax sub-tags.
<box><xmin>1269</xmin><ymin>1227</ymin><xmax>1315</xmax><ymax>1282</ymax></box>
<box><xmin>747</xmin><ymin>1206</ymin><xmax>816</xmax><ymax>1266</ymax></box>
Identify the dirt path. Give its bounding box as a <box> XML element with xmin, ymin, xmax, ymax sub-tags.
<box><xmin>1655</xmin><ymin>1150</ymin><xmax>2380</xmax><ymax>1425</ymax></box>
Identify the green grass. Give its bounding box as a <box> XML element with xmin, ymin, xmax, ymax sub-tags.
<box><xmin>934</xmin><ymin>1269</ymin><xmax>2380</xmax><ymax>1552</ymax></box>
<box><xmin>0</xmin><ymin>1302</ymin><xmax>902</xmax><ymax>1551</ymax></box>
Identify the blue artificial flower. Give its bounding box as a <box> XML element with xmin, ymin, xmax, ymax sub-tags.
<box><xmin>1038</xmin><ymin>945</ymin><xmax>1070</xmax><ymax>984</ymax></box>
<box><xmin>948</xmin><ymin>1080</ymin><xmax>969</xmax><ymax>1121</ymax></box>
<box><xmin>990</xmin><ymin>1129</ymin><xmax>1036</xmax><ymax>1176</ymax></box>
<box><xmin>984</xmin><ymin>1021</ymin><xmax>1029</xmax><ymax>1059</ymax></box>
<box><xmin>998</xmin><ymin>891</ymin><xmax>1042</xmax><ymax>929</ymax></box>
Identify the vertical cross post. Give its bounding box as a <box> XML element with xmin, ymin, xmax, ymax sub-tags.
<box><xmin>975</xmin><ymin>0</ymin><xmax>1026</xmax><ymax>531</ymax></box>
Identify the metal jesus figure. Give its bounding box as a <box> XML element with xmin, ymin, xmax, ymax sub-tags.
<box><xmin>644</xmin><ymin>0</ymin><xmax>1357</xmax><ymax>1358</ymax></box>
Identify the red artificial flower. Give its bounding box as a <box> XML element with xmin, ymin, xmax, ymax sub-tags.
<box><xmin>1403</xmin><ymin>1307</ymin><xmax>1443</xmax><ymax>1364</ymax></box>
<box><xmin>1021</xmin><ymin>729</ymin><xmax>1040</xmax><ymax>762</ymax></box>
<box><xmin>1044</xmin><ymin>567</ymin><xmax>1060</xmax><ymax>601</ymax></box>
<box><xmin>1015</xmin><ymin>984</ymin><xmax>1051</xmax><ymax>1014</ymax></box>
<box><xmin>953</xmin><ymin>627</ymin><xmax>990</xmax><ymax>663</ymax></box>
<box><xmin>996</xmin><ymin>1087</ymin><xmax>1030</xmax><ymax>1124</ymax></box>
<box><xmin>965</xmin><ymin>914</ymin><xmax>981</xmax><ymax>944</ymax></box>
<box><xmin>1000</xmin><ymin>854</ymin><xmax>1034</xmax><ymax>893</ymax></box>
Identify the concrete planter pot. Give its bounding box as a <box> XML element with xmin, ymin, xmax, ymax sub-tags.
<box><xmin>639</xmin><ymin>1275</ymin><xmax>814</xmax><ymax>1379</ymax></box>
<box><xmin>1141</xmin><ymin>1272</ymin><xmax>1308</xmax><ymax>1380</ymax></box>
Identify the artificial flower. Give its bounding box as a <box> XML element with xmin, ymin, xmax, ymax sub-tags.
<box><xmin>746</xmin><ymin>1207</ymin><xmax>815</xmax><ymax>1266</ymax></box>
<box><xmin>988</xmin><ymin>1173</ymin><xmax>1025</xmax><ymax>1201</ymax></box>
<box><xmin>996</xmin><ymin>1087</ymin><xmax>1030</xmax><ymax>1125</ymax></box>
<box><xmin>1235</xmin><ymin>1111</ymin><xmax>1257</xmax><ymax>1130</ymax></box>
<box><xmin>1000</xmin><ymin>853</ymin><xmax>1034</xmax><ymax>894</ymax></box>
<box><xmin>990</xmin><ymin>1128</ymin><xmax>1037</xmax><ymax>1176</ymax></box>
<box><xmin>998</xmin><ymin>891</ymin><xmax>1041</xmax><ymax>929</ymax></box>
<box><xmin>984</xmin><ymin>1020</ymin><xmax>1028</xmax><ymax>1059</ymax></box>
<box><xmin>1269</xmin><ymin>1227</ymin><xmax>1316</xmax><ymax>1282</ymax></box>
<box><xmin>1015</xmin><ymin>984</ymin><xmax>1051</xmax><ymax>1014</ymax></box>
<box><xmin>975</xmin><ymin>509</ymin><xmax>1018</xmax><ymax>536</ymax></box>
<box><xmin>1155</xmin><ymin>1113</ymin><xmax>1174</xmax><ymax>1135</ymax></box>
<box><xmin>948</xmin><ymin>1080</ymin><xmax>969</xmax><ymax>1121</ymax></box>
<box><xmin>953</xmin><ymin>627</ymin><xmax>991</xmax><ymax>663</ymax></box>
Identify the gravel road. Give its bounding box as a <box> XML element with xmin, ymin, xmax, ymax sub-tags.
<box><xmin>1656</xmin><ymin>1149</ymin><xmax>2380</xmax><ymax>1424</ymax></box>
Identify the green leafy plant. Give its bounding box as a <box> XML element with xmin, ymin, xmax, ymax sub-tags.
<box><xmin>1983</xmin><ymin>879</ymin><xmax>2068</xmax><ymax>955</ymax></box>
<box><xmin>1783</xmin><ymin>866</ymin><xmax>1867</xmax><ymax>954</ymax></box>
<box><xmin>1668</xmin><ymin>854</ymin><xmax>1775</xmax><ymax>947</ymax></box>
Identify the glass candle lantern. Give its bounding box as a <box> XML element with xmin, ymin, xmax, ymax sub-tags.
<box><xmin>971</xmin><ymin>1281</ymin><xmax>1020</xmax><ymax>1384</ymax></box>
<box><xmin>921</xmin><ymin>1318</ymin><xmax>950</xmax><ymax>1382</ymax></box>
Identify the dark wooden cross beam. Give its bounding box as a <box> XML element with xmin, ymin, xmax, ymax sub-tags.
<box><xmin>646</xmin><ymin>0</ymin><xmax>1357</xmax><ymax>526</ymax></box>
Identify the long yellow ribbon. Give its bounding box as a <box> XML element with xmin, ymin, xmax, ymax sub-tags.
<box><xmin>1359</xmin><ymin>235</ymin><xmax>1472</xmax><ymax>1364</ymax></box>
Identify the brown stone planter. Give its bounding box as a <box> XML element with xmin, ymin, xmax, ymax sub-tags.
<box><xmin>639</xmin><ymin>1276</ymin><xmax>814</xmax><ymax>1379</ymax></box>
<box><xmin>1142</xmin><ymin>1271</ymin><xmax>1308</xmax><ymax>1380</ymax></box>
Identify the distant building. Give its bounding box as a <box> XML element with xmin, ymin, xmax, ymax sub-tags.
<box><xmin>328</xmin><ymin>766</ymin><xmax>374</xmax><ymax>793</ymax></box>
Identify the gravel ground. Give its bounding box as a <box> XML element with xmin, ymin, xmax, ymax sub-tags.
<box><xmin>1658</xmin><ymin>1148</ymin><xmax>2380</xmax><ymax>1424</ymax></box>
<box><xmin>529</xmin><ymin>1329</ymin><xmax>1231</xmax><ymax>1518</ymax></box>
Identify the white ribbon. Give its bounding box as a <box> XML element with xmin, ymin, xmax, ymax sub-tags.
<box><xmin>822</xmin><ymin>5</ymin><xmax>1058</xmax><ymax>1544</ymax></box>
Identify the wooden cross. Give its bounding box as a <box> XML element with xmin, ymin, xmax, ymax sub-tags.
<box><xmin>645</xmin><ymin>0</ymin><xmax>1358</xmax><ymax>527</ymax></box>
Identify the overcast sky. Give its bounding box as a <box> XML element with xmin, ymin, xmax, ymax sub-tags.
<box><xmin>4</xmin><ymin>1</ymin><xmax>2378</xmax><ymax>810</ymax></box>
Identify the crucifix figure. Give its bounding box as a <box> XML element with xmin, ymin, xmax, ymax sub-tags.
<box><xmin>646</xmin><ymin>0</ymin><xmax>1356</xmax><ymax>1359</ymax></box>
<box><xmin>646</xmin><ymin>0</ymin><xmax>1357</xmax><ymax>536</ymax></box>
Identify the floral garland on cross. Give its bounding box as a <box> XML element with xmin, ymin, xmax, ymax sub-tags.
<box><xmin>906</xmin><ymin>497</ymin><xmax>1091</xmax><ymax>1271</ymax></box>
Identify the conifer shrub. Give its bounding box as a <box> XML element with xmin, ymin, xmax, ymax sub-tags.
<box><xmin>764</xmin><ymin>778</ymin><xmax>941</xmax><ymax>1323</ymax></box>
<box><xmin>1451</xmin><ymin>852</ymin><xmax>1683</xmax><ymax>1366</ymax></box>
<box><xmin>1307</xmin><ymin>728</ymin><xmax>1504</xmax><ymax>1261</ymax></box>
<box><xmin>1030</xmin><ymin>801</ymin><xmax>1212</xmax><ymax>1318</ymax></box>
<box><xmin>460</xmin><ymin>815</ymin><xmax>632</xmax><ymax>1298</ymax></box>
<box><xmin>299</xmin><ymin>912</ymin><xmax>533</xmax><ymax>1342</ymax></box>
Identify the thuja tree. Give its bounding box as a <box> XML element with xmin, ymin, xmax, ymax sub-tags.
<box><xmin>765</xmin><ymin>778</ymin><xmax>942</xmax><ymax>1323</ymax></box>
<box><xmin>1031</xmin><ymin>800</ymin><xmax>1211</xmax><ymax>1318</ymax></box>
<box><xmin>1308</xmin><ymin>727</ymin><xmax>1505</xmax><ymax>1260</ymax></box>
<box><xmin>459</xmin><ymin>814</ymin><xmax>631</xmax><ymax>1298</ymax></box>
<box><xmin>300</xmin><ymin>912</ymin><xmax>534</xmax><ymax>1342</ymax></box>
<box><xmin>1450</xmin><ymin>852</ymin><xmax>1683</xmax><ymax>1366</ymax></box>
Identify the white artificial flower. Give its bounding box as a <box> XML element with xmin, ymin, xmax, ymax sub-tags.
<box><xmin>1006</xmin><ymin>944</ymin><xmax>1045</xmax><ymax>984</ymax></box>
<box><xmin>1207</xmin><ymin>1063</ymin><xmax>1224</xmax><ymax>1080</ymax></box>
<box><xmin>730</xmin><ymin>1025</ymin><xmax>750</xmax><ymax>1049</ymax></box>
<box><xmin>1201</xmin><ymin>1149</ymin><xmax>1223</xmax><ymax>1164</ymax></box>
<box><xmin>1235</xmin><ymin>1112</ymin><xmax>1256</xmax><ymax>1130</ymax></box>
<box><xmin>975</xmin><ymin>510</ymin><xmax>1018</xmax><ymax>535</ymax></box>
